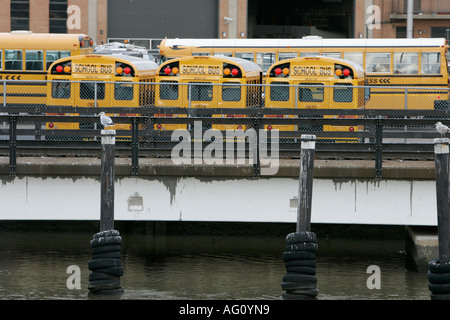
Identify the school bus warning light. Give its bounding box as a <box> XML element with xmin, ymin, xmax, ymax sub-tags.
<box><xmin>163</xmin><ymin>66</ymin><xmax>179</xmax><ymax>75</ymax></box>
<box><xmin>274</xmin><ymin>67</ymin><xmax>289</xmax><ymax>76</ymax></box>
<box><xmin>55</xmin><ymin>64</ymin><xmax>71</xmax><ymax>74</ymax></box>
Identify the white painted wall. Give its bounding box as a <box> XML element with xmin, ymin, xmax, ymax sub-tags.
<box><xmin>0</xmin><ymin>176</ymin><xmax>438</xmax><ymax>226</ymax></box>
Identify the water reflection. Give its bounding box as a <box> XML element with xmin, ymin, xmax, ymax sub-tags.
<box><xmin>0</xmin><ymin>230</ymin><xmax>431</xmax><ymax>300</ymax></box>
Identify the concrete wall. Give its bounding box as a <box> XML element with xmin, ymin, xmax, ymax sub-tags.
<box><xmin>0</xmin><ymin>158</ymin><xmax>438</xmax><ymax>226</ymax></box>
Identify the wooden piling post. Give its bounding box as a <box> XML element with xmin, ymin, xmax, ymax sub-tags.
<box><xmin>434</xmin><ymin>138</ymin><xmax>450</xmax><ymax>263</ymax></box>
<box><xmin>100</xmin><ymin>129</ymin><xmax>116</xmax><ymax>231</ymax></box>
<box><xmin>297</xmin><ymin>134</ymin><xmax>316</xmax><ymax>233</ymax></box>
<box><xmin>428</xmin><ymin>138</ymin><xmax>450</xmax><ymax>300</ymax></box>
<box><xmin>88</xmin><ymin>129</ymin><xmax>123</xmax><ymax>295</ymax></box>
<box><xmin>282</xmin><ymin>134</ymin><xmax>318</xmax><ymax>299</ymax></box>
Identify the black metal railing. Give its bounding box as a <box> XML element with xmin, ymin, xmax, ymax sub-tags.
<box><xmin>0</xmin><ymin>105</ymin><xmax>449</xmax><ymax>178</ymax></box>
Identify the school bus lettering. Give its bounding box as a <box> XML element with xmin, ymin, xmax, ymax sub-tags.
<box><xmin>208</xmin><ymin>66</ymin><xmax>220</xmax><ymax>75</ymax></box>
<box><xmin>320</xmin><ymin>66</ymin><xmax>332</xmax><ymax>76</ymax></box>
<box><xmin>73</xmin><ymin>63</ymin><xmax>113</xmax><ymax>74</ymax></box>
<box><xmin>366</xmin><ymin>77</ymin><xmax>391</xmax><ymax>84</ymax></box>
<box><xmin>180</xmin><ymin>64</ymin><xmax>221</xmax><ymax>75</ymax></box>
<box><xmin>292</xmin><ymin>66</ymin><xmax>332</xmax><ymax>76</ymax></box>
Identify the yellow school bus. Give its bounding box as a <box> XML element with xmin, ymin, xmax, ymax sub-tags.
<box><xmin>160</xmin><ymin>37</ymin><xmax>449</xmax><ymax>109</ymax></box>
<box><xmin>155</xmin><ymin>55</ymin><xmax>262</xmax><ymax>132</ymax></box>
<box><xmin>0</xmin><ymin>31</ymin><xmax>93</xmax><ymax>105</ymax></box>
<box><xmin>46</xmin><ymin>54</ymin><xmax>158</xmax><ymax>138</ymax></box>
<box><xmin>265</xmin><ymin>56</ymin><xmax>365</xmax><ymax>142</ymax></box>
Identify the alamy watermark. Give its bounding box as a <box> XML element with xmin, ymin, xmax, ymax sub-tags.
<box><xmin>366</xmin><ymin>265</ymin><xmax>381</xmax><ymax>290</ymax></box>
<box><xmin>67</xmin><ymin>5</ymin><xmax>81</xmax><ymax>30</ymax></box>
<box><xmin>66</xmin><ymin>265</ymin><xmax>81</xmax><ymax>290</ymax></box>
<box><xmin>170</xmin><ymin>121</ymin><xmax>280</xmax><ymax>175</ymax></box>
<box><xmin>366</xmin><ymin>5</ymin><xmax>381</xmax><ymax>30</ymax></box>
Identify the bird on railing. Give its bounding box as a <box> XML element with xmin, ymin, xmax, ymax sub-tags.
<box><xmin>99</xmin><ymin>112</ymin><xmax>114</xmax><ymax>128</ymax></box>
<box><xmin>435</xmin><ymin>122</ymin><xmax>450</xmax><ymax>137</ymax></box>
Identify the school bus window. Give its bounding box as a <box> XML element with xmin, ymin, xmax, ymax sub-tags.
<box><xmin>5</xmin><ymin>50</ymin><xmax>23</xmax><ymax>70</ymax></box>
<box><xmin>421</xmin><ymin>52</ymin><xmax>441</xmax><ymax>74</ymax></box>
<box><xmin>25</xmin><ymin>50</ymin><xmax>44</xmax><ymax>71</ymax></box>
<box><xmin>278</xmin><ymin>52</ymin><xmax>298</xmax><ymax>61</ymax></box>
<box><xmin>214</xmin><ymin>52</ymin><xmax>232</xmax><ymax>57</ymax></box>
<box><xmin>321</xmin><ymin>52</ymin><xmax>341</xmax><ymax>59</ymax></box>
<box><xmin>333</xmin><ymin>83</ymin><xmax>353</xmax><ymax>103</ymax></box>
<box><xmin>270</xmin><ymin>82</ymin><xmax>289</xmax><ymax>102</ymax></box>
<box><xmin>115</xmin><ymin>82</ymin><xmax>133</xmax><ymax>101</ymax></box>
<box><xmin>394</xmin><ymin>52</ymin><xmax>418</xmax><ymax>74</ymax></box>
<box><xmin>80</xmin><ymin>82</ymin><xmax>105</xmax><ymax>100</ymax></box>
<box><xmin>83</xmin><ymin>40</ymin><xmax>91</xmax><ymax>48</ymax></box>
<box><xmin>222</xmin><ymin>83</ymin><xmax>241</xmax><ymax>101</ymax></box>
<box><xmin>343</xmin><ymin>52</ymin><xmax>363</xmax><ymax>67</ymax></box>
<box><xmin>257</xmin><ymin>53</ymin><xmax>275</xmax><ymax>73</ymax></box>
<box><xmin>51</xmin><ymin>80</ymin><xmax>71</xmax><ymax>99</ymax></box>
<box><xmin>299</xmin><ymin>84</ymin><xmax>324</xmax><ymax>102</ymax></box>
<box><xmin>189</xmin><ymin>82</ymin><xmax>213</xmax><ymax>101</ymax></box>
<box><xmin>46</xmin><ymin>50</ymin><xmax>71</xmax><ymax>69</ymax></box>
<box><xmin>366</xmin><ymin>52</ymin><xmax>391</xmax><ymax>73</ymax></box>
<box><xmin>159</xmin><ymin>81</ymin><xmax>179</xmax><ymax>100</ymax></box>
<box><xmin>300</xmin><ymin>52</ymin><xmax>319</xmax><ymax>57</ymax></box>
<box><xmin>193</xmin><ymin>52</ymin><xmax>210</xmax><ymax>56</ymax></box>
<box><xmin>235</xmin><ymin>52</ymin><xmax>254</xmax><ymax>62</ymax></box>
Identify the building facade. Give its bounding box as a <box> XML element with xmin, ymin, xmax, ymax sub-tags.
<box><xmin>0</xmin><ymin>0</ymin><xmax>448</xmax><ymax>43</ymax></box>
<box><xmin>355</xmin><ymin>0</ymin><xmax>450</xmax><ymax>39</ymax></box>
<box><xmin>0</xmin><ymin>0</ymin><xmax>107</xmax><ymax>44</ymax></box>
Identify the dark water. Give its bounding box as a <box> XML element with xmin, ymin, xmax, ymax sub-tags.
<box><xmin>0</xmin><ymin>229</ymin><xmax>431</xmax><ymax>300</ymax></box>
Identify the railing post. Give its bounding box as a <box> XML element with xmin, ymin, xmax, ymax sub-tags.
<box><xmin>375</xmin><ymin>116</ymin><xmax>383</xmax><ymax>179</ymax></box>
<box><xmin>404</xmin><ymin>88</ymin><xmax>408</xmax><ymax>143</ymax></box>
<box><xmin>188</xmin><ymin>83</ymin><xmax>192</xmax><ymax>109</ymax></box>
<box><xmin>428</xmin><ymin>138</ymin><xmax>450</xmax><ymax>300</ymax></box>
<box><xmin>404</xmin><ymin>87</ymin><xmax>408</xmax><ymax>110</ymax></box>
<box><xmin>9</xmin><ymin>115</ymin><xmax>17</xmax><ymax>175</ymax></box>
<box><xmin>131</xmin><ymin>117</ymin><xmax>139</xmax><ymax>175</ymax></box>
<box><xmin>253</xmin><ymin>118</ymin><xmax>260</xmax><ymax>178</ymax></box>
<box><xmin>94</xmin><ymin>81</ymin><xmax>98</xmax><ymax>108</ymax></box>
<box><xmin>3</xmin><ymin>80</ymin><xmax>6</xmax><ymax>106</ymax></box>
